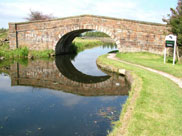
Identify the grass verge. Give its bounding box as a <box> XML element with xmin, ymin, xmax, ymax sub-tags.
<box><xmin>0</xmin><ymin>28</ymin><xmax>8</xmax><ymax>40</ymax></box>
<box><xmin>29</xmin><ymin>50</ymin><xmax>54</xmax><ymax>59</ymax></box>
<box><xmin>72</xmin><ymin>37</ymin><xmax>116</xmax><ymax>52</ymax></box>
<box><xmin>72</xmin><ymin>37</ymin><xmax>104</xmax><ymax>52</ymax></box>
<box><xmin>0</xmin><ymin>43</ymin><xmax>29</xmax><ymax>59</ymax></box>
<box><xmin>0</xmin><ymin>43</ymin><xmax>54</xmax><ymax>60</ymax></box>
<box><xmin>116</xmin><ymin>52</ymin><xmax>182</xmax><ymax>78</ymax></box>
<box><xmin>97</xmin><ymin>54</ymin><xmax>182</xmax><ymax>136</ymax></box>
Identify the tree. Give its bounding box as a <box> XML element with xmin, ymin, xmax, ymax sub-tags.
<box><xmin>163</xmin><ymin>0</ymin><xmax>182</xmax><ymax>60</ymax></box>
<box><xmin>25</xmin><ymin>10</ymin><xmax>54</xmax><ymax>21</ymax></box>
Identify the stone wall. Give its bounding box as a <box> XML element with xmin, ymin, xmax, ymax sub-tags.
<box><xmin>9</xmin><ymin>15</ymin><xmax>167</xmax><ymax>54</ymax></box>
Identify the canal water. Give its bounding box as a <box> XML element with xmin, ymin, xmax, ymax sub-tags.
<box><xmin>0</xmin><ymin>45</ymin><xmax>129</xmax><ymax>136</ymax></box>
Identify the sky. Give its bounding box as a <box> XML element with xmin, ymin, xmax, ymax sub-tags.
<box><xmin>0</xmin><ymin>0</ymin><xmax>178</xmax><ymax>28</ymax></box>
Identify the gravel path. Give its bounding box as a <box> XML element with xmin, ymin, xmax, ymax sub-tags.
<box><xmin>108</xmin><ymin>53</ymin><xmax>182</xmax><ymax>88</ymax></box>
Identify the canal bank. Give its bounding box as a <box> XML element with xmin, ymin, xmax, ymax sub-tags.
<box><xmin>0</xmin><ymin>45</ymin><xmax>130</xmax><ymax>136</ymax></box>
<box><xmin>1</xmin><ymin>29</ymin><xmax>129</xmax><ymax>136</ymax></box>
<box><xmin>97</xmin><ymin>54</ymin><xmax>182</xmax><ymax>136</ymax></box>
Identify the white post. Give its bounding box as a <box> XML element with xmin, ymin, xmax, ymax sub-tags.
<box><xmin>173</xmin><ymin>41</ymin><xmax>177</xmax><ymax>65</ymax></box>
<box><xmin>165</xmin><ymin>34</ymin><xmax>177</xmax><ymax>65</ymax></box>
<box><xmin>164</xmin><ymin>48</ymin><xmax>167</xmax><ymax>64</ymax></box>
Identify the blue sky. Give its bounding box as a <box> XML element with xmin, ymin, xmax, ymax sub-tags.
<box><xmin>0</xmin><ymin>0</ymin><xmax>178</xmax><ymax>28</ymax></box>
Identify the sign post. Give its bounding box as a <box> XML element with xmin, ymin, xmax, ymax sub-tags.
<box><xmin>164</xmin><ymin>47</ymin><xmax>167</xmax><ymax>64</ymax></box>
<box><xmin>173</xmin><ymin>39</ymin><xmax>177</xmax><ymax>65</ymax></box>
<box><xmin>164</xmin><ymin>35</ymin><xmax>177</xmax><ymax>65</ymax></box>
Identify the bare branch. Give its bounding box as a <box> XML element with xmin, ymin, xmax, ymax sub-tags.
<box><xmin>25</xmin><ymin>10</ymin><xmax>55</xmax><ymax>21</ymax></box>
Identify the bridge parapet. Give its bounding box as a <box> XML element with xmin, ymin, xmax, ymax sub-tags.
<box><xmin>9</xmin><ymin>15</ymin><xmax>167</xmax><ymax>54</ymax></box>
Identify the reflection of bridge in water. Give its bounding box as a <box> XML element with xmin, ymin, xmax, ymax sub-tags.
<box><xmin>56</xmin><ymin>55</ymin><xmax>111</xmax><ymax>83</ymax></box>
<box><xmin>6</xmin><ymin>56</ymin><xmax>129</xmax><ymax>96</ymax></box>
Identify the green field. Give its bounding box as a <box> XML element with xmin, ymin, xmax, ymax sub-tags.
<box><xmin>82</xmin><ymin>31</ymin><xmax>110</xmax><ymax>37</ymax></box>
<box><xmin>116</xmin><ymin>52</ymin><xmax>182</xmax><ymax>78</ymax></box>
<box><xmin>72</xmin><ymin>37</ymin><xmax>104</xmax><ymax>52</ymax></box>
<box><xmin>97</xmin><ymin>54</ymin><xmax>182</xmax><ymax>136</ymax></box>
<box><xmin>0</xmin><ymin>28</ymin><xmax>8</xmax><ymax>40</ymax></box>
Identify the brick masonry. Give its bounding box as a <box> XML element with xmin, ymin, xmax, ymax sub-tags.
<box><xmin>8</xmin><ymin>15</ymin><xmax>167</xmax><ymax>55</ymax></box>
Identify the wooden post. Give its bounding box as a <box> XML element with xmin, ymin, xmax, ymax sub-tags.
<box><xmin>15</xmin><ymin>24</ymin><xmax>18</xmax><ymax>48</ymax></box>
<box><xmin>173</xmin><ymin>39</ymin><xmax>177</xmax><ymax>65</ymax></box>
<box><xmin>164</xmin><ymin>48</ymin><xmax>167</xmax><ymax>64</ymax></box>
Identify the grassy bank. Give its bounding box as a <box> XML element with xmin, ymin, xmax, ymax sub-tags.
<box><xmin>0</xmin><ymin>43</ymin><xmax>54</xmax><ymax>59</ymax></box>
<box><xmin>82</xmin><ymin>31</ymin><xmax>110</xmax><ymax>37</ymax></box>
<box><xmin>0</xmin><ymin>28</ymin><xmax>8</xmax><ymax>40</ymax></box>
<box><xmin>72</xmin><ymin>37</ymin><xmax>106</xmax><ymax>52</ymax></box>
<box><xmin>72</xmin><ymin>37</ymin><xmax>116</xmax><ymax>52</ymax></box>
<box><xmin>97</xmin><ymin>55</ymin><xmax>182</xmax><ymax>136</ymax></box>
<box><xmin>0</xmin><ymin>43</ymin><xmax>29</xmax><ymax>59</ymax></box>
<box><xmin>116</xmin><ymin>52</ymin><xmax>182</xmax><ymax>78</ymax></box>
<box><xmin>28</xmin><ymin>50</ymin><xmax>54</xmax><ymax>59</ymax></box>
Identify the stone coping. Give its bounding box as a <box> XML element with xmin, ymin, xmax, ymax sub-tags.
<box><xmin>8</xmin><ymin>14</ymin><xmax>166</xmax><ymax>26</ymax></box>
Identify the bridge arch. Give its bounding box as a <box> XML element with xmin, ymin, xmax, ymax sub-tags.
<box><xmin>55</xmin><ymin>25</ymin><xmax>120</xmax><ymax>55</ymax></box>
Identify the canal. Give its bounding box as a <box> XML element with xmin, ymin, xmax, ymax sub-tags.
<box><xmin>0</xmin><ymin>45</ymin><xmax>129</xmax><ymax>136</ymax></box>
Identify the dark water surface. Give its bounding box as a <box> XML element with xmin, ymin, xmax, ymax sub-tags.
<box><xmin>0</xmin><ymin>46</ymin><xmax>129</xmax><ymax>136</ymax></box>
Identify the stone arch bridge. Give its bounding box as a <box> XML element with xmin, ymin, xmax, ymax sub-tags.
<box><xmin>9</xmin><ymin>15</ymin><xmax>167</xmax><ymax>55</ymax></box>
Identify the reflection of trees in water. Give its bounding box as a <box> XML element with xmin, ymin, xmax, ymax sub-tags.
<box><xmin>101</xmin><ymin>44</ymin><xmax>117</xmax><ymax>49</ymax></box>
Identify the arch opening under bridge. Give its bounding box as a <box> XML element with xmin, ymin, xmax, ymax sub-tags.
<box><xmin>55</xmin><ymin>28</ymin><xmax>119</xmax><ymax>55</ymax></box>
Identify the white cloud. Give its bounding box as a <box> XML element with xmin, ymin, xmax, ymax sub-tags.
<box><xmin>44</xmin><ymin>90</ymin><xmax>83</xmax><ymax>107</ymax></box>
<box><xmin>0</xmin><ymin>75</ymin><xmax>33</xmax><ymax>93</ymax></box>
<box><xmin>0</xmin><ymin>0</ymin><xmax>174</xmax><ymax>28</ymax></box>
